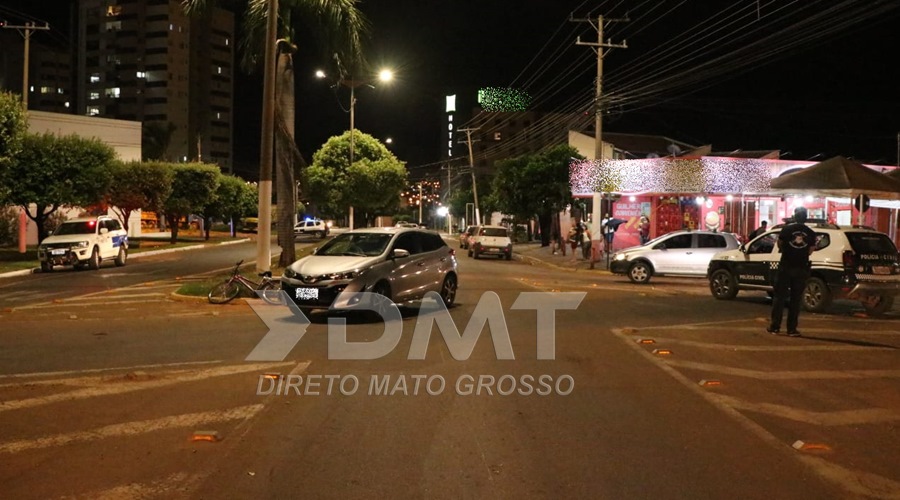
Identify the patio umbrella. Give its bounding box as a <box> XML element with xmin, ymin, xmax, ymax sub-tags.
<box><xmin>604</xmin><ymin>218</ymin><xmax>627</xmax><ymax>231</ymax></box>
<box><xmin>770</xmin><ymin>156</ymin><xmax>900</xmax><ymax>200</ymax></box>
<box><xmin>770</xmin><ymin>156</ymin><xmax>900</xmax><ymax>224</ymax></box>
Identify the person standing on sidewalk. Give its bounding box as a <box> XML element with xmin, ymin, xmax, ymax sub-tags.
<box><xmin>768</xmin><ymin>207</ymin><xmax>817</xmax><ymax>337</ymax></box>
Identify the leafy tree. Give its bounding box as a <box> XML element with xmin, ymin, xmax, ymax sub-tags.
<box><xmin>0</xmin><ymin>91</ymin><xmax>27</xmax><ymax>202</ymax></box>
<box><xmin>201</xmin><ymin>173</ymin><xmax>258</xmax><ymax>239</ymax></box>
<box><xmin>163</xmin><ymin>163</ymin><xmax>221</xmax><ymax>243</ymax></box>
<box><xmin>183</xmin><ymin>0</ymin><xmax>367</xmax><ymax>266</ymax></box>
<box><xmin>306</xmin><ymin>130</ymin><xmax>407</xmax><ymax>222</ymax></box>
<box><xmin>491</xmin><ymin>144</ymin><xmax>584</xmax><ymax>246</ymax></box>
<box><xmin>6</xmin><ymin>133</ymin><xmax>116</xmax><ymax>242</ymax></box>
<box><xmin>106</xmin><ymin>161</ymin><xmax>174</xmax><ymax>232</ymax></box>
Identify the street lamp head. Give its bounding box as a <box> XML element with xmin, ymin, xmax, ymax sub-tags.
<box><xmin>315</xmin><ymin>69</ymin><xmax>327</xmax><ymax>79</ymax></box>
<box><xmin>378</xmin><ymin>69</ymin><xmax>394</xmax><ymax>82</ymax></box>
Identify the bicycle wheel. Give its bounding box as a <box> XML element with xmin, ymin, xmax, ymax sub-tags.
<box><xmin>258</xmin><ymin>281</ymin><xmax>285</xmax><ymax>305</ymax></box>
<box><xmin>208</xmin><ymin>280</ymin><xmax>241</xmax><ymax>304</ymax></box>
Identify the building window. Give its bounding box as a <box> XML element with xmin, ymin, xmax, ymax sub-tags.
<box><xmin>169</xmin><ymin>23</ymin><xmax>174</xmax><ymax>31</ymax></box>
<box><xmin>494</xmin><ymin>132</ymin><xmax>502</xmax><ymax>141</ymax></box>
<box><xmin>216</xmin><ymin>112</ymin><xmax>221</xmax><ymax>119</ymax></box>
<box><xmin>57</xmin><ymin>88</ymin><xmax>64</xmax><ymax>94</ymax></box>
<box><xmin>87</xmin><ymin>106</ymin><xmax>100</xmax><ymax>116</ymax></box>
<box><xmin>90</xmin><ymin>74</ymin><xmax>101</xmax><ymax>83</ymax></box>
<box><xmin>136</xmin><ymin>71</ymin><xmax>146</xmax><ymax>78</ymax></box>
<box><xmin>106</xmin><ymin>5</ymin><xmax>122</xmax><ymax>16</ymax></box>
<box><xmin>89</xmin><ymin>91</ymin><xmax>100</xmax><ymax>100</ymax></box>
<box><xmin>105</xmin><ymin>87</ymin><xmax>121</xmax><ymax>98</ymax></box>
<box><xmin>217</xmin><ymin>66</ymin><xmax>222</xmax><ymax>74</ymax></box>
<box><xmin>64</xmin><ymin>101</ymin><xmax>70</xmax><ymax>108</ymax></box>
<box><xmin>40</xmin><ymin>86</ymin><xmax>53</xmax><ymax>94</ymax></box>
<box><xmin>105</xmin><ymin>21</ymin><xmax>121</xmax><ymax>31</ymax></box>
<box><xmin>225</xmin><ymin>37</ymin><xmax>229</xmax><ymax>46</ymax></box>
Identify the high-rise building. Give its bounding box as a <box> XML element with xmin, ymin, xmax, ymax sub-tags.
<box><xmin>76</xmin><ymin>0</ymin><xmax>233</xmax><ymax>170</ymax></box>
<box><xmin>0</xmin><ymin>29</ymin><xmax>73</xmax><ymax>113</ymax></box>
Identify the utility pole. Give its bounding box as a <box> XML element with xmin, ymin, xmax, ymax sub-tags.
<box><xmin>459</xmin><ymin>127</ymin><xmax>480</xmax><ymax>224</ymax></box>
<box><xmin>418</xmin><ymin>182</ymin><xmax>424</xmax><ymax>225</ymax></box>
<box><xmin>256</xmin><ymin>0</ymin><xmax>278</xmax><ymax>273</ymax></box>
<box><xmin>573</xmin><ymin>13</ymin><xmax>627</xmax><ymax>161</ymax></box>
<box><xmin>574</xmin><ymin>13</ymin><xmax>626</xmax><ymax>269</ymax></box>
<box><xmin>3</xmin><ymin>20</ymin><xmax>50</xmax><ymax>254</ymax></box>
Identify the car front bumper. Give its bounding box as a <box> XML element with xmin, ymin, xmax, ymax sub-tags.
<box><xmin>609</xmin><ymin>259</ymin><xmax>630</xmax><ymax>274</ymax></box>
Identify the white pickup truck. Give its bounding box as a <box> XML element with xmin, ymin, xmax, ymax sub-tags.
<box><xmin>294</xmin><ymin>218</ymin><xmax>330</xmax><ymax>238</ymax></box>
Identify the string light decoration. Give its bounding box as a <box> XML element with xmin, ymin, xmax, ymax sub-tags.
<box><xmin>569</xmin><ymin>157</ymin><xmax>775</xmax><ymax>195</ymax></box>
<box><xmin>477</xmin><ymin>87</ymin><xmax>531</xmax><ymax>112</ymax></box>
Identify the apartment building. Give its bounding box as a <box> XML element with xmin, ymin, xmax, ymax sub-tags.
<box><xmin>76</xmin><ymin>0</ymin><xmax>233</xmax><ymax>169</ymax></box>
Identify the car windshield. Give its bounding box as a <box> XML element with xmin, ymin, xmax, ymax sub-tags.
<box><xmin>316</xmin><ymin>232</ymin><xmax>393</xmax><ymax>257</ymax></box>
<box><xmin>846</xmin><ymin>232</ymin><xmax>897</xmax><ymax>254</ymax></box>
<box><xmin>53</xmin><ymin>221</ymin><xmax>96</xmax><ymax>236</ymax></box>
<box><xmin>480</xmin><ymin>228</ymin><xmax>507</xmax><ymax>237</ymax></box>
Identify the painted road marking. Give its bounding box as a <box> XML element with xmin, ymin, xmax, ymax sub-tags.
<box><xmin>0</xmin><ymin>362</ymin><xmax>295</xmax><ymax>413</ymax></box>
<box><xmin>0</xmin><ymin>404</ymin><xmax>265</xmax><ymax>454</ymax></box>
<box><xmin>624</xmin><ymin>335</ymin><xmax>896</xmax><ymax>351</ymax></box>
<box><xmin>0</xmin><ymin>360</ymin><xmax>223</xmax><ymax>380</ymax></box>
<box><xmin>708</xmin><ymin>394</ymin><xmax>900</xmax><ymax>426</ymax></box>
<box><xmin>662</xmin><ymin>360</ymin><xmax>900</xmax><ymax>380</ymax></box>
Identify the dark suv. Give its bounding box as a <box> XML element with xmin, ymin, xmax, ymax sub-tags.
<box><xmin>707</xmin><ymin>222</ymin><xmax>900</xmax><ymax>314</ymax></box>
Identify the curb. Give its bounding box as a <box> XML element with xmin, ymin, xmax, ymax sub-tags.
<box><xmin>0</xmin><ymin>238</ymin><xmax>252</xmax><ymax>280</ymax></box>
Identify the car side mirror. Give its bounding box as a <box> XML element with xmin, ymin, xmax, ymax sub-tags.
<box><xmin>392</xmin><ymin>248</ymin><xmax>410</xmax><ymax>260</ymax></box>
<box><xmin>100</xmin><ymin>227</ymin><xmax>109</xmax><ymax>234</ymax></box>
<box><xmin>739</xmin><ymin>244</ymin><xmax>747</xmax><ymax>253</ymax></box>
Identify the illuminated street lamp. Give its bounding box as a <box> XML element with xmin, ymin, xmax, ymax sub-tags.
<box><xmin>316</xmin><ymin>67</ymin><xmax>394</xmax><ymax>228</ymax></box>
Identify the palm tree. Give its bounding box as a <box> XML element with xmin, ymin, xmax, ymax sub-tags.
<box><xmin>183</xmin><ymin>0</ymin><xmax>367</xmax><ymax>266</ymax></box>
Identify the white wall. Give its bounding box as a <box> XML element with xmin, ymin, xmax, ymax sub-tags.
<box><xmin>28</xmin><ymin>111</ymin><xmax>142</xmax><ymax>161</ymax></box>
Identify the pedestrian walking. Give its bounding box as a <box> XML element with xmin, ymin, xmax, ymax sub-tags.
<box><xmin>568</xmin><ymin>225</ymin><xmax>581</xmax><ymax>255</ymax></box>
<box><xmin>639</xmin><ymin>216</ymin><xmax>650</xmax><ymax>245</ymax></box>
<box><xmin>748</xmin><ymin>220</ymin><xmax>768</xmax><ymax>240</ymax></box>
<box><xmin>580</xmin><ymin>223</ymin><xmax>592</xmax><ymax>260</ymax></box>
<box><xmin>768</xmin><ymin>207</ymin><xmax>817</xmax><ymax>337</ymax></box>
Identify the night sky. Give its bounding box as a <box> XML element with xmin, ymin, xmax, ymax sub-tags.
<box><xmin>3</xmin><ymin>0</ymin><xmax>900</xmax><ymax>180</ymax></box>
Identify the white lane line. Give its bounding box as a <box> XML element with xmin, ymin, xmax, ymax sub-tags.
<box><xmin>625</xmin><ymin>336</ymin><xmax>896</xmax><ymax>351</ymax></box>
<box><xmin>611</xmin><ymin>328</ymin><xmax>900</xmax><ymax>500</ymax></box>
<box><xmin>709</xmin><ymin>393</ymin><xmax>900</xmax><ymax>426</ymax></box>
<box><xmin>663</xmin><ymin>360</ymin><xmax>900</xmax><ymax>380</ymax></box>
<box><xmin>0</xmin><ymin>360</ymin><xmax>224</xmax><ymax>380</ymax></box>
<box><xmin>0</xmin><ymin>404</ymin><xmax>265</xmax><ymax>454</ymax></box>
<box><xmin>65</xmin><ymin>472</ymin><xmax>203</xmax><ymax>500</ymax></box>
<box><xmin>0</xmin><ymin>362</ymin><xmax>295</xmax><ymax>413</ymax></box>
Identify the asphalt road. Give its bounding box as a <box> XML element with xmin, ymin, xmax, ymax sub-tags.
<box><xmin>1</xmin><ymin>241</ymin><xmax>899</xmax><ymax>499</ymax></box>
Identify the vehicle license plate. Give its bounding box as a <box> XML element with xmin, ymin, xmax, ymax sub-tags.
<box><xmin>295</xmin><ymin>287</ymin><xmax>318</xmax><ymax>300</ymax></box>
<box><xmin>872</xmin><ymin>266</ymin><xmax>891</xmax><ymax>275</ymax></box>
<box><xmin>51</xmin><ymin>249</ymin><xmax>66</xmax><ymax>255</ymax></box>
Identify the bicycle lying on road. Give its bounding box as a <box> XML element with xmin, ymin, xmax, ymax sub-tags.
<box><xmin>208</xmin><ymin>260</ymin><xmax>284</xmax><ymax>305</ymax></box>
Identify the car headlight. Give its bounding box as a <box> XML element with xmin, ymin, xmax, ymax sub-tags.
<box><xmin>283</xmin><ymin>268</ymin><xmax>296</xmax><ymax>279</ymax></box>
<box><xmin>73</xmin><ymin>241</ymin><xmax>90</xmax><ymax>248</ymax></box>
<box><xmin>328</xmin><ymin>269</ymin><xmax>364</xmax><ymax>281</ymax></box>
<box><xmin>614</xmin><ymin>253</ymin><xmax>627</xmax><ymax>261</ymax></box>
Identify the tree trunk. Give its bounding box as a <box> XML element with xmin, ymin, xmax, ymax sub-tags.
<box><xmin>167</xmin><ymin>214</ymin><xmax>179</xmax><ymax>244</ymax></box>
<box><xmin>538</xmin><ymin>211</ymin><xmax>553</xmax><ymax>247</ymax></box>
<box><xmin>204</xmin><ymin>216</ymin><xmax>212</xmax><ymax>241</ymax></box>
<box><xmin>275</xmin><ymin>48</ymin><xmax>297</xmax><ymax>267</ymax></box>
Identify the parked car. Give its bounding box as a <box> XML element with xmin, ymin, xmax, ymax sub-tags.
<box><xmin>395</xmin><ymin>221</ymin><xmax>418</xmax><ymax>228</ymax></box>
<box><xmin>459</xmin><ymin>225</ymin><xmax>478</xmax><ymax>249</ymax></box>
<box><xmin>294</xmin><ymin>218</ymin><xmax>330</xmax><ymax>238</ymax></box>
<box><xmin>38</xmin><ymin>216</ymin><xmax>128</xmax><ymax>272</ymax></box>
<box><xmin>468</xmin><ymin>225</ymin><xmax>513</xmax><ymax>260</ymax></box>
<box><xmin>281</xmin><ymin>227</ymin><xmax>458</xmax><ymax>312</ymax></box>
<box><xmin>707</xmin><ymin>222</ymin><xmax>900</xmax><ymax>315</ymax></box>
<box><xmin>610</xmin><ymin>230</ymin><xmax>740</xmax><ymax>284</ymax></box>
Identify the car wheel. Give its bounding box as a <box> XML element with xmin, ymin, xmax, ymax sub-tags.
<box><xmin>709</xmin><ymin>269</ymin><xmax>739</xmax><ymax>300</ymax></box>
<box><xmin>440</xmin><ymin>274</ymin><xmax>458</xmax><ymax>306</ymax></box>
<box><xmin>88</xmin><ymin>247</ymin><xmax>100</xmax><ymax>270</ymax></box>
<box><xmin>369</xmin><ymin>281</ymin><xmax>394</xmax><ymax>320</ymax></box>
<box><xmin>627</xmin><ymin>261</ymin><xmax>652</xmax><ymax>284</ymax></box>
<box><xmin>114</xmin><ymin>246</ymin><xmax>127</xmax><ymax>267</ymax></box>
<box><xmin>802</xmin><ymin>277</ymin><xmax>832</xmax><ymax>312</ymax></box>
<box><xmin>861</xmin><ymin>294</ymin><xmax>894</xmax><ymax>316</ymax></box>
<box><xmin>40</xmin><ymin>261</ymin><xmax>52</xmax><ymax>273</ymax></box>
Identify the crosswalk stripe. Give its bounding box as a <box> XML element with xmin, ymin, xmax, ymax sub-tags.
<box><xmin>0</xmin><ymin>362</ymin><xmax>294</xmax><ymax>413</ymax></box>
<box><xmin>664</xmin><ymin>359</ymin><xmax>900</xmax><ymax>380</ymax></box>
<box><xmin>708</xmin><ymin>394</ymin><xmax>900</xmax><ymax>426</ymax></box>
<box><xmin>0</xmin><ymin>360</ymin><xmax>223</xmax><ymax>380</ymax></box>
<box><xmin>0</xmin><ymin>404</ymin><xmax>264</xmax><ymax>454</ymax></box>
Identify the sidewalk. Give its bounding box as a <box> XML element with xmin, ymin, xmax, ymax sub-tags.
<box><xmin>513</xmin><ymin>241</ymin><xmax>614</xmax><ymax>273</ymax></box>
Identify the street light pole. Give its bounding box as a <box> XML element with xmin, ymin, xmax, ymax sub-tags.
<box><xmin>2</xmin><ymin>20</ymin><xmax>50</xmax><ymax>254</ymax></box>
<box><xmin>256</xmin><ymin>0</ymin><xmax>278</xmax><ymax>273</ymax></box>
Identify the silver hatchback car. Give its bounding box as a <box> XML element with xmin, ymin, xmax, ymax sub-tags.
<box><xmin>281</xmin><ymin>227</ymin><xmax>458</xmax><ymax>312</ymax></box>
<box><xmin>610</xmin><ymin>230</ymin><xmax>740</xmax><ymax>284</ymax></box>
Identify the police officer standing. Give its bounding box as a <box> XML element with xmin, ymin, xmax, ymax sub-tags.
<box><xmin>768</xmin><ymin>207</ymin><xmax>817</xmax><ymax>336</ymax></box>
